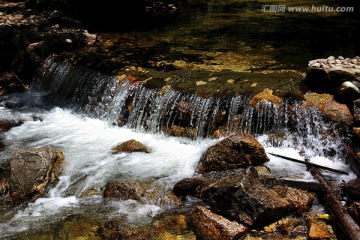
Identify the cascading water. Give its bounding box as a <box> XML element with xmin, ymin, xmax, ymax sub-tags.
<box><xmin>0</xmin><ymin>56</ymin><xmax>355</xmax><ymax>238</ymax></box>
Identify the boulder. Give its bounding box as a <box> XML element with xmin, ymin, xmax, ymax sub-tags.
<box><xmin>200</xmin><ymin>168</ymin><xmax>292</xmax><ymax>226</ymax></box>
<box><xmin>173</xmin><ymin>177</ymin><xmax>205</xmax><ymax>198</ymax></box>
<box><xmin>111</xmin><ymin>139</ymin><xmax>150</xmax><ymax>154</ymax></box>
<box><xmin>248</xmin><ymin>88</ymin><xmax>283</xmax><ymax>108</ymax></box>
<box><xmin>9</xmin><ymin>146</ymin><xmax>65</xmax><ymax>199</ymax></box>
<box><xmin>197</xmin><ymin>133</ymin><xmax>269</xmax><ymax>172</ymax></box>
<box><xmin>103</xmin><ymin>179</ymin><xmax>180</xmax><ymax>208</ymax></box>
<box><xmin>305</xmin><ymin>56</ymin><xmax>360</xmax><ymax>94</ymax></box>
<box><xmin>190</xmin><ymin>206</ymin><xmax>248</xmax><ymax>240</ymax></box>
<box><xmin>303</xmin><ymin>92</ymin><xmax>353</xmax><ymax>125</ymax></box>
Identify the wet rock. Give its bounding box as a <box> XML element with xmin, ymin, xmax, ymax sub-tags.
<box><xmin>0</xmin><ymin>119</ymin><xmax>24</xmax><ymax>132</ymax></box>
<box><xmin>308</xmin><ymin>220</ymin><xmax>333</xmax><ymax>239</ymax></box>
<box><xmin>103</xmin><ymin>180</ymin><xmax>141</xmax><ymax>201</ymax></box>
<box><xmin>305</xmin><ymin>56</ymin><xmax>360</xmax><ymax>94</ymax></box>
<box><xmin>303</xmin><ymin>92</ymin><xmax>353</xmax><ymax>125</ymax></box>
<box><xmin>173</xmin><ymin>177</ymin><xmax>205</xmax><ymax>198</ymax></box>
<box><xmin>263</xmin><ymin>217</ymin><xmax>305</xmax><ymax>237</ymax></box>
<box><xmin>336</xmin><ymin>81</ymin><xmax>360</xmax><ymax>101</ymax></box>
<box><xmin>57</xmin><ymin>216</ymin><xmax>101</xmax><ymax>240</ymax></box>
<box><xmin>103</xmin><ymin>179</ymin><xmax>180</xmax><ymax>208</ymax></box>
<box><xmin>9</xmin><ymin>146</ymin><xmax>65</xmax><ymax>199</ymax></box>
<box><xmin>248</xmin><ymin>88</ymin><xmax>283</xmax><ymax>108</ymax></box>
<box><xmin>111</xmin><ymin>139</ymin><xmax>150</xmax><ymax>154</ymax></box>
<box><xmin>200</xmin><ymin>168</ymin><xmax>291</xmax><ymax>226</ymax></box>
<box><xmin>158</xmin><ymin>231</ymin><xmax>196</xmax><ymax>240</ymax></box>
<box><xmin>342</xmin><ymin>178</ymin><xmax>360</xmax><ymax>201</ymax></box>
<box><xmin>270</xmin><ymin>185</ymin><xmax>314</xmax><ymax>213</ymax></box>
<box><xmin>197</xmin><ymin>133</ymin><xmax>269</xmax><ymax>172</ymax></box>
<box><xmin>349</xmin><ymin>202</ymin><xmax>360</xmax><ymax>224</ymax></box>
<box><xmin>190</xmin><ymin>206</ymin><xmax>248</xmax><ymax>240</ymax></box>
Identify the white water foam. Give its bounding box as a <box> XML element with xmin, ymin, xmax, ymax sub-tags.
<box><xmin>0</xmin><ymin>106</ymin><xmax>355</xmax><ymax>237</ymax></box>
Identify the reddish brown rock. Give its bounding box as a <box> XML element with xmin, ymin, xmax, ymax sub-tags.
<box><xmin>248</xmin><ymin>88</ymin><xmax>283</xmax><ymax>108</ymax></box>
<box><xmin>111</xmin><ymin>139</ymin><xmax>150</xmax><ymax>154</ymax></box>
<box><xmin>191</xmin><ymin>206</ymin><xmax>248</xmax><ymax>240</ymax></box>
<box><xmin>10</xmin><ymin>146</ymin><xmax>65</xmax><ymax>199</ymax></box>
<box><xmin>197</xmin><ymin>133</ymin><xmax>269</xmax><ymax>172</ymax></box>
<box><xmin>271</xmin><ymin>185</ymin><xmax>314</xmax><ymax>213</ymax></box>
<box><xmin>303</xmin><ymin>92</ymin><xmax>353</xmax><ymax>125</ymax></box>
<box><xmin>308</xmin><ymin>221</ymin><xmax>332</xmax><ymax>239</ymax></box>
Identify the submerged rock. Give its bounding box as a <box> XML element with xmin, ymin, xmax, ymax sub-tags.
<box><xmin>248</xmin><ymin>88</ymin><xmax>283</xmax><ymax>108</ymax></box>
<box><xmin>303</xmin><ymin>92</ymin><xmax>353</xmax><ymax>125</ymax></box>
<box><xmin>200</xmin><ymin>168</ymin><xmax>311</xmax><ymax>226</ymax></box>
<box><xmin>190</xmin><ymin>206</ymin><xmax>248</xmax><ymax>240</ymax></box>
<box><xmin>9</xmin><ymin>146</ymin><xmax>65</xmax><ymax>199</ymax></box>
<box><xmin>197</xmin><ymin>133</ymin><xmax>269</xmax><ymax>172</ymax></box>
<box><xmin>103</xmin><ymin>179</ymin><xmax>180</xmax><ymax>208</ymax></box>
<box><xmin>111</xmin><ymin>139</ymin><xmax>150</xmax><ymax>154</ymax></box>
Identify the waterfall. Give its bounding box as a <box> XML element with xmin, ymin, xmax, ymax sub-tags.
<box><xmin>31</xmin><ymin>56</ymin><xmax>345</xmax><ymax>156</ymax></box>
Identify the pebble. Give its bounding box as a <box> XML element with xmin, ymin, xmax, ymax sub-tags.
<box><xmin>65</xmin><ymin>39</ymin><xmax>73</xmax><ymax>44</ymax></box>
<box><xmin>338</xmin><ymin>56</ymin><xmax>345</xmax><ymax>60</ymax></box>
<box><xmin>208</xmin><ymin>77</ymin><xmax>218</xmax><ymax>82</ymax></box>
<box><xmin>226</xmin><ymin>79</ymin><xmax>235</xmax><ymax>85</ymax></box>
<box><xmin>196</xmin><ymin>81</ymin><xmax>207</xmax><ymax>86</ymax></box>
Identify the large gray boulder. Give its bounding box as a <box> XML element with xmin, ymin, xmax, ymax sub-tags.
<box><xmin>10</xmin><ymin>146</ymin><xmax>65</xmax><ymax>199</ymax></box>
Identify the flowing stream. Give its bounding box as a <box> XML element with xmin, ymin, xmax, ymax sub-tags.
<box><xmin>0</xmin><ymin>57</ymin><xmax>356</xmax><ymax>238</ymax></box>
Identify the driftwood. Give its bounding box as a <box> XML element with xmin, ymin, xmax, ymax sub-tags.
<box><xmin>307</xmin><ymin>163</ymin><xmax>360</xmax><ymax>240</ymax></box>
<box><xmin>267</xmin><ymin>152</ymin><xmax>349</xmax><ymax>175</ymax></box>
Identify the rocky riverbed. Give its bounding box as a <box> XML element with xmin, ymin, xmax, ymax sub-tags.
<box><xmin>1</xmin><ymin>0</ymin><xmax>360</xmax><ymax>239</ymax></box>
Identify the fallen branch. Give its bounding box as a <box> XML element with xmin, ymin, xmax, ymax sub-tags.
<box><xmin>267</xmin><ymin>152</ymin><xmax>349</xmax><ymax>175</ymax></box>
<box><xmin>307</xmin><ymin>162</ymin><xmax>360</xmax><ymax>240</ymax></box>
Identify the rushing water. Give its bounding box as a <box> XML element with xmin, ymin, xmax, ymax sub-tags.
<box><xmin>0</xmin><ymin>57</ymin><xmax>356</xmax><ymax>238</ymax></box>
